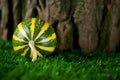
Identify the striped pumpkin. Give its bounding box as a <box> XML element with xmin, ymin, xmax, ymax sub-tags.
<box><xmin>12</xmin><ymin>18</ymin><xmax>57</xmax><ymax>62</ymax></box>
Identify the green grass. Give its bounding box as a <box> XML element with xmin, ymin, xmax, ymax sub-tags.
<box><xmin>0</xmin><ymin>40</ymin><xmax>120</xmax><ymax>80</ymax></box>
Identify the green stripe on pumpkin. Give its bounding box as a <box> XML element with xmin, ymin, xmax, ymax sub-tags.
<box><xmin>12</xmin><ymin>40</ymin><xmax>27</xmax><ymax>46</ymax></box>
<box><xmin>36</xmin><ymin>39</ymin><xmax>57</xmax><ymax>47</ymax></box>
<box><xmin>36</xmin><ymin>45</ymin><xmax>55</xmax><ymax>52</ymax></box>
<box><xmin>35</xmin><ymin>25</ymin><xmax>55</xmax><ymax>42</ymax></box>
<box><xmin>34</xmin><ymin>22</ymin><xmax>50</xmax><ymax>41</ymax></box>
<box><xmin>21</xmin><ymin>20</ymin><xmax>31</xmax><ymax>40</ymax></box>
<box><xmin>35</xmin><ymin>46</ymin><xmax>52</xmax><ymax>56</ymax></box>
<box><xmin>36</xmin><ymin>50</ymin><xmax>44</xmax><ymax>58</ymax></box>
<box><xmin>14</xmin><ymin>45</ymin><xmax>29</xmax><ymax>56</ymax></box>
<box><xmin>18</xmin><ymin>23</ymin><xmax>30</xmax><ymax>40</ymax></box>
<box><xmin>13</xmin><ymin>35</ymin><xmax>27</xmax><ymax>43</ymax></box>
<box><xmin>13</xmin><ymin>45</ymin><xmax>28</xmax><ymax>51</ymax></box>
<box><xmin>30</xmin><ymin>18</ymin><xmax>36</xmax><ymax>40</ymax></box>
<box><xmin>21</xmin><ymin>47</ymin><xmax>29</xmax><ymax>56</ymax></box>
<box><xmin>33</xmin><ymin>19</ymin><xmax>45</xmax><ymax>40</ymax></box>
<box><xmin>37</xmin><ymin>33</ymin><xmax>56</xmax><ymax>43</ymax></box>
<box><xmin>14</xmin><ymin>27</ymin><xmax>28</xmax><ymax>42</ymax></box>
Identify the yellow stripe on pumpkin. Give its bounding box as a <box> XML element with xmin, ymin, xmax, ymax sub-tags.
<box><xmin>13</xmin><ymin>45</ymin><xmax>28</xmax><ymax>51</ymax></box>
<box><xmin>36</xmin><ymin>50</ymin><xmax>43</xmax><ymax>58</ymax></box>
<box><xmin>18</xmin><ymin>23</ymin><xmax>30</xmax><ymax>40</ymax></box>
<box><xmin>21</xmin><ymin>47</ymin><xmax>29</xmax><ymax>56</ymax></box>
<box><xmin>30</xmin><ymin>48</ymin><xmax>43</xmax><ymax>58</ymax></box>
<box><xmin>13</xmin><ymin>35</ymin><xmax>27</xmax><ymax>42</ymax></box>
<box><xmin>34</xmin><ymin>22</ymin><xmax>50</xmax><ymax>41</ymax></box>
<box><xmin>36</xmin><ymin>45</ymin><xmax>55</xmax><ymax>52</ymax></box>
<box><xmin>36</xmin><ymin>33</ymin><xmax>56</xmax><ymax>43</ymax></box>
<box><xmin>30</xmin><ymin>50</ymin><xmax>33</xmax><ymax>58</ymax></box>
<box><xmin>30</xmin><ymin>18</ymin><xmax>36</xmax><ymax>39</ymax></box>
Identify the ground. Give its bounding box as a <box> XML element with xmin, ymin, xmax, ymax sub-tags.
<box><xmin>0</xmin><ymin>40</ymin><xmax>120</xmax><ymax>80</ymax></box>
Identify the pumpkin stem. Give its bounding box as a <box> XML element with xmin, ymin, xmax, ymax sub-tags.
<box><xmin>28</xmin><ymin>40</ymin><xmax>37</xmax><ymax>62</ymax></box>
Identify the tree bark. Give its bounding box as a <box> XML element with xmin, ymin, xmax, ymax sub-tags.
<box><xmin>12</xmin><ymin>0</ymin><xmax>22</xmax><ymax>27</ymax></box>
<box><xmin>25</xmin><ymin>0</ymin><xmax>37</xmax><ymax>19</ymax></box>
<box><xmin>57</xmin><ymin>19</ymin><xmax>73</xmax><ymax>50</ymax></box>
<box><xmin>108</xmin><ymin>0</ymin><xmax>120</xmax><ymax>51</ymax></box>
<box><xmin>73</xmin><ymin>0</ymin><xmax>120</xmax><ymax>52</ymax></box>
<box><xmin>73</xmin><ymin>0</ymin><xmax>98</xmax><ymax>52</ymax></box>
<box><xmin>0</xmin><ymin>0</ymin><xmax>9</xmax><ymax>40</ymax></box>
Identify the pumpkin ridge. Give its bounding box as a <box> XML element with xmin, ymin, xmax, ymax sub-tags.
<box><xmin>18</xmin><ymin>23</ymin><xmax>30</xmax><ymax>40</ymax></box>
<box><xmin>13</xmin><ymin>35</ymin><xmax>27</xmax><ymax>43</ymax></box>
<box><xmin>36</xmin><ymin>45</ymin><xmax>55</xmax><ymax>52</ymax></box>
<box><xmin>36</xmin><ymin>33</ymin><xmax>56</xmax><ymax>43</ymax></box>
<box><xmin>34</xmin><ymin>22</ymin><xmax>50</xmax><ymax>41</ymax></box>
<box><xmin>13</xmin><ymin>45</ymin><xmax>28</xmax><ymax>51</ymax></box>
<box><xmin>33</xmin><ymin>19</ymin><xmax>45</xmax><ymax>40</ymax></box>
<box><xmin>21</xmin><ymin>47</ymin><xmax>29</xmax><ymax>56</ymax></box>
<box><xmin>30</xmin><ymin>18</ymin><xmax>36</xmax><ymax>40</ymax></box>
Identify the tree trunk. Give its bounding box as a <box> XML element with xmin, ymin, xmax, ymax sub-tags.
<box><xmin>108</xmin><ymin>0</ymin><xmax>120</xmax><ymax>52</ymax></box>
<box><xmin>57</xmin><ymin>19</ymin><xmax>73</xmax><ymax>50</ymax></box>
<box><xmin>73</xmin><ymin>0</ymin><xmax>99</xmax><ymax>52</ymax></box>
<box><xmin>73</xmin><ymin>0</ymin><xmax>120</xmax><ymax>52</ymax></box>
<box><xmin>0</xmin><ymin>0</ymin><xmax>9</xmax><ymax>40</ymax></box>
<box><xmin>12</xmin><ymin>0</ymin><xmax>22</xmax><ymax>27</ymax></box>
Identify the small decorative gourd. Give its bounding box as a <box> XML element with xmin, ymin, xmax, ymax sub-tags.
<box><xmin>12</xmin><ymin>18</ymin><xmax>57</xmax><ymax>62</ymax></box>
